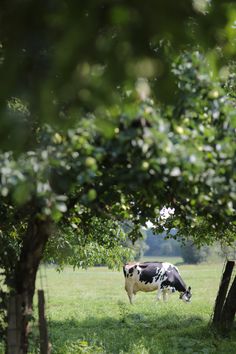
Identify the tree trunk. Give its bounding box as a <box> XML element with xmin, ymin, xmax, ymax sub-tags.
<box><xmin>212</xmin><ymin>261</ymin><xmax>235</xmax><ymax>326</ymax></box>
<box><xmin>7</xmin><ymin>295</ymin><xmax>23</xmax><ymax>354</ymax></box>
<box><xmin>10</xmin><ymin>216</ymin><xmax>52</xmax><ymax>354</ymax></box>
<box><xmin>220</xmin><ymin>276</ymin><xmax>236</xmax><ymax>333</ymax></box>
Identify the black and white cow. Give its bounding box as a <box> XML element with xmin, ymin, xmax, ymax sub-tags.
<box><xmin>123</xmin><ymin>261</ymin><xmax>192</xmax><ymax>304</ymax></box>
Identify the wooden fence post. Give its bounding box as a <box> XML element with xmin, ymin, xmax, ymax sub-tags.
<box><xmin>38</xmin><ymin>290</ymin><xmax>51</xmax><ymax>354</ymax></box>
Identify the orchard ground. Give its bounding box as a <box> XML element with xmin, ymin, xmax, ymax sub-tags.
<box><xmin>1</xmin><ymin>257</ymin><xmax>236</xmax><ymax>353</ymax></box>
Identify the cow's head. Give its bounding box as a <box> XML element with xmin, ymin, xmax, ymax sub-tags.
<box><xmin>179</xmin><ymin>286</ymin><xmax>192</xmax><ymax>303</ymax></box>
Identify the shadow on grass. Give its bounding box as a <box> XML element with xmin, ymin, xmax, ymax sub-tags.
<box><xmin>48</xmin><ymin>313</ymin><xmax>218</xmax><ymax>354</ymax></box>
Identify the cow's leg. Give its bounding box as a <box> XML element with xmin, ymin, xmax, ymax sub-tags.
<box><xmin>127</xmin><ymin>290</ymin><xmax>134</xmax><ymax>304</ymax></box>
<box><xmin>125</xmin><ymin>282</ymin><xmax>134</xmax><ymax>304</ymax></box>
<box><xmin>162</xmin><ymin>289</ymin><xmax>169</xmax><ymax>302</ymax></box>
<box><xmin>156</xmin><ymin>288</ymin><xmax>162</xmax><ymax>301</ymax></box>
<box><xmin>127</xmin><ymin>290</ymin><xmax>135</xmax><ymax>304</ymax></box>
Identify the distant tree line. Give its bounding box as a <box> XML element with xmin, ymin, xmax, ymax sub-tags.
<box><xmin>132</xmin><ymin>228</ymin><xmax>232</xmax><ymax>264</ymax></box>
<box><xmin>144</xmin><ymin>229</ymin><xmax>181</xmax><ymax>257</ymax></box>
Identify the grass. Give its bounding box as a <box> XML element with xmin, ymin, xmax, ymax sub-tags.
<box><xmin>1</xmin><ymin>259</ymin><xmax>236</xmax><ymax>353</ymax></box>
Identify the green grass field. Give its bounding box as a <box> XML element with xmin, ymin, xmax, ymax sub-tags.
<box><xmin>1</xmin><ymin>258</ymin><xmax>236</xmax><ymax>353</ymax></box>
<box><xmin>35</xmin><ymin>258</ymin><xmax>236</xmax><ymax>353</ymax></box>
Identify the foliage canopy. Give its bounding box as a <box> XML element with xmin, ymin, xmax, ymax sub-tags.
<box><xmin>1</xmin><ymin>0</ymin><xmax>236</xmax><ymax>150</ymax></box>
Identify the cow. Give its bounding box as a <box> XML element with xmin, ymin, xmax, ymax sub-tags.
<box><xmin>123</xmin><ymin>261</ymin><xmax>192</xmax><ymax>304</ymax></box>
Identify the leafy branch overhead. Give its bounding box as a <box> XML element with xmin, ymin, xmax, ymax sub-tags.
<box><xmin>0</xmin><ymin>1</ymin><xmax>236</xmax><ymax>147</ymax></box>
<box><xmin>1</xmin><ymin>52</ymin><xmax>235</xmax><ymax>249</ymax></box>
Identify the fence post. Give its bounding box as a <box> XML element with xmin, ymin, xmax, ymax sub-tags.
<box><xmin>38</xmin><ymin>290</ymin><xmax>50</xmax><ymax>354</ymax></box>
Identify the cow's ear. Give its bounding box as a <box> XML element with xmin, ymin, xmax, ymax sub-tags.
<box><xmin>188</xmin><ymin>286</ymin><xmax>191</xmax><ymax>291</ymax></box>
<box><xmin>134</xmin><ymin>265</ymin><xmax>137</xmax><ymax>268</ymax></box>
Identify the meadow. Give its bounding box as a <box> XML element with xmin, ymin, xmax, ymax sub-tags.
<box><xmin>1</xmin><ymin>258</ymin><xmax>236</xmax><ymax>353</ymax></box>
